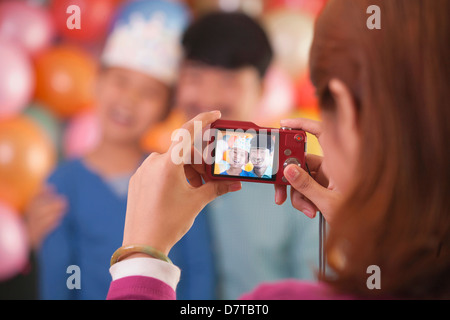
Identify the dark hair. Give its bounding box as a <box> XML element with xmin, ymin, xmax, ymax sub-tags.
<box><xmin>181</xmin><ymin>12</ymin><xmax>273</xmax><ymax>78</ymax></box>
<box><xmin>310</xmin><ymin>0</ymin><xmax>450</xmax><ymax>299</ymax></box>
<box><xmin>250</xmin><ymin>135</ymin><xmax>273</xmax><ymax>151</ymax></box>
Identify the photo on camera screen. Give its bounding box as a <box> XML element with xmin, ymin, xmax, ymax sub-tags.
<box><xmin>212</xmin><ymin>129</ymin><xmax>277</xmax><ymax>181</ymax></box>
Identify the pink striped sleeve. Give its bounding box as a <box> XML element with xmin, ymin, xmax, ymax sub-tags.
<box><xmin>107</xmin><ymin>276</ymin><xmax>176</xmax><ymax>300</ymax></box>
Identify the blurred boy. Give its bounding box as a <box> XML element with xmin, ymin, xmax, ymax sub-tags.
<box><xmin>175</xmin><ymin>12</ymin><xmax>319</xmax><ymax>299</ymax></box>
<box><xmin>31</xmin><ymin>1</ymin><xmax>215</xmax><ymax>300</ymax></box>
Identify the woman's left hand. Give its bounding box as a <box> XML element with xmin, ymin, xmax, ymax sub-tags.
<box><xmin>122</xmin><ymin>111</ymin><xmax>242</xmax><ymax>256</ymax></box>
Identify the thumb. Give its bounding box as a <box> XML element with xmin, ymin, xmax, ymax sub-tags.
<box><xmin>284</xmin><ymin>164</ymin><xmax>332</xmax><ymax>213</ymax></box>
<box><xmin>197</xmin><ymin>180</ymin><xmax>242</xmax><ymax>204</ymax></box>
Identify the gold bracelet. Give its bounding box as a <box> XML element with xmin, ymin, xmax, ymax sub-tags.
<box><xmin>110</xmin><ymin>245</ymin><xmax>173</xmax><ymax>266</ymax></box>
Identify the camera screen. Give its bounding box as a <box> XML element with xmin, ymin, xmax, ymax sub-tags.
<box><xmin>212</xmin><ymin>129</ymin><xmax>278</xmax><ymax>181</ymax></box>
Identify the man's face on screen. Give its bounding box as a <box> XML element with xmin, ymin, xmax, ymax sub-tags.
<box><xmin>250</xmin><ymin>148</ymin><xmax>270</xmax><ymax>170</ymax></box>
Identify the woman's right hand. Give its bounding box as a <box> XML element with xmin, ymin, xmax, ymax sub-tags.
<box><xmin>275</xmin><ymin>118</ymin><xmax>341</xmax><ymax>224</ymax></box>
<box><xmin>121</xmin><ymin>111</ymin><xmax>242</xmax><ymax>256</ymax></box>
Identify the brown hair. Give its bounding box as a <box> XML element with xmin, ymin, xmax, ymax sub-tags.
<box><xmin>310</xmin><ymin>0</ymin><xmax>450</xmax><ymax>298</ymax></box>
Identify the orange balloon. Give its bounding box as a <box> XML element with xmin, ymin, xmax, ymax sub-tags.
<box><xmin>140</xmin><ymin>111</ymin><xmax>187</xmax><ymax>153</ymax></box>
<box><xmin>0</xmin><ymin>116</ymin><xmax>56</xmax><ymax>211</ymax></box>
<box><xmin>295</xmin><ymin>73</ymin><xmax>319</xmax><ymax>111</ymax></box>
<box><xmin>34</xmin><ymin>45</ymin><xmax>97</xmax><ymax>119</ymax></box>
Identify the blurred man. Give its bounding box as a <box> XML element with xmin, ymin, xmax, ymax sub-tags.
<box><xmin>175</xmin><ymin>12</ymin><xmax>319</xmax><ymax>299</ymax></box>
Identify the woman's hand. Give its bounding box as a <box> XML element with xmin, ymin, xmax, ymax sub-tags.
<box><xmin>122</xmin><ymin>111</ymin><xmax>242</xmax><ymax>255</ymax></box>
<box><xmin>275</xmin><ymin>118</ymin><xmax>341</xmax><ymax>224</ymax></box>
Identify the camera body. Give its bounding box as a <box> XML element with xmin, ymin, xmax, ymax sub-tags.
<box><xmin>206</xmin><ymin>120</ymin><xmax>307</xmax><ymax>185</ymax></box>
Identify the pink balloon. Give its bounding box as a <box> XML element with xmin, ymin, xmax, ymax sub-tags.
<box><xmin>253</xmin><ymin>64</ymin><xmax>295</xmax><ymax>125</ymax></box>
<box><xmin>0</xmin><ymin>202</ymin><xmax>29</xmax><ymax>281</ymax></box>
<box><xmin>0</xmin><ymin>1</ymin><xmax>55</xmax><ymax>55</ymax></box>
<box><xmin>0</xmin><ymin>40</ymin><xmax>35</xmax><ymax>119</ymax></box>
<box><xmin>64</xmin><ymin>111</ymin><xmax>101</xmax><ymax>158</ymax></box>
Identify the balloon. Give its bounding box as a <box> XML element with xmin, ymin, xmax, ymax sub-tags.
<box><xmin>24</xmin><ymin>103</ymin><xmax>63</xmax><ymax>152</ymax></box>
<box><xmin>34</xmin><ymin>45</ymin><xmax>97</xmax><ymax>119</ymax></box>
<box><xmin>262</xmin><ymin>10</ymin><xmax>315</xmax><ymax>78</ymax></box>
<box><xmin>50</xmin><ymin>0</ymin><xmax>123</xmax><ymax>44</ymax></box>
<box><xmin>0</xmin><ymin>116</ymin><xmax>56</xmax><ymax>211</ymax></box>
<box><xmin>63</xmin><ymin>110</ymin><xmax>101</xmax><ymax>158</ymax></box>
<box><xmin>0</xmin><ymin>202</ymin><xmax>29</xmax><ymax>282</ymax></box>
<box><xmin>265</xmin><ymin>0</ymin><xmax>328</xmax><ymax>17</ymax></box>
<box><xmin>0</xmin><ymin>40</ymin><xmax>35</xmax><ymax>119</ymax></box>
<box><xmin>0</xmin><ymin>1</ymin><xmax>55</xmax><ymax>55</ymax></box>
<box><xmin>295</xmin><ymin>73</ymin><xmax>319</xmax><ymax>111</ymax></box>
<box><xmin>140</xmin><ymin>110</ymin><xmax>187</xmax><ymax>154</ymax></box>
<box><xmin>252</xmin><ymin>64</ymin><xmax>295</xmax><ymax>127</ymax></box>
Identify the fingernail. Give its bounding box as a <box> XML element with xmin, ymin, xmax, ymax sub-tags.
<box><xmin>229</xmin><ymin>182</ymin><xmax>242</xmax><ymax>192</ymax></box>
<box><xmin>211</xmin><ymin>110</ymin><xmax>222</xmax><ymax>118</ymax></box>
<box><xmin>302</xmin><ymin>209</ymin><xmax>315</xmax><ymax>219</ymax></box>
<box><xmin>286</xmin><ymin>166</ymin><xmax>300</xmax><ymax>180</ymax></box>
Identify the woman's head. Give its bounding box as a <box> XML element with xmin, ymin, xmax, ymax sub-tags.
<box><xmin>310</xmin><ymin>0</ymin><xmax>450</xmax><ymax>298</ymax></box>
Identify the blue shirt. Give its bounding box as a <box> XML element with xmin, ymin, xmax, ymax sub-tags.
<box><xmin>207</xmin><ymin>182</ymin><xmax>320</xmax><ymax>299</ymax></box>
<box><xmin>243</xmin><ymin>167</ymin><xmax>273</xmax><ymax>179</ymax></box>
<box><xmin>220</xmin><ymin>170</ymin><xmax>255</xmax><ymax>177</ymax></box>
<box><xmin>38</xmin><ymin>159</ymin><xmax>215</xmax><ymax>300</ymax></box>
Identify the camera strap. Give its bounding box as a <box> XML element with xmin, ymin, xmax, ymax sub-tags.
<box><xmin>306</xmin><ymin>162</ymin><xmax>327</xmax><ymax>279</ymax></box>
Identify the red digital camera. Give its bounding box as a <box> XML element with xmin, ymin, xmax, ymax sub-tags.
<box><xmin>205</xmin><ymin>120</ymin><xmax>307</xmax><ymax>185</ymax></box>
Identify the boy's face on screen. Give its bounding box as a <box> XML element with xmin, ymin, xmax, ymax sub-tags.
<box><xmin>96</xmin><ymin>67</ymin><xmax>170</xmax><ymax>144</ymax></box>
<box><xmin>175</xmin><ymin>61</ymin><xmax>262</xmax><ymax>121</ymax></box>
<box><xmin>229</xmin><ymin>148</ymin><xmax>248</xmax><ymax>168</ymax></box>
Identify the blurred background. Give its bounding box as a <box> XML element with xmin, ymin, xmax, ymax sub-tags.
<box><xmin>0</xmin><ymin>0</ymin><xmax>325</xmax><ymax>291</ymax></box>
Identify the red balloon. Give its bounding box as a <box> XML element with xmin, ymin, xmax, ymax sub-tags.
<box><xmin>0</xmin><ymin>1</ymin><xmax>55</xmax><ymax>55</ymax></box>
<box><xmin>50</xmin><ymin>0</ymin><xmax>123</xmax><ymax>43</ymax></box>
